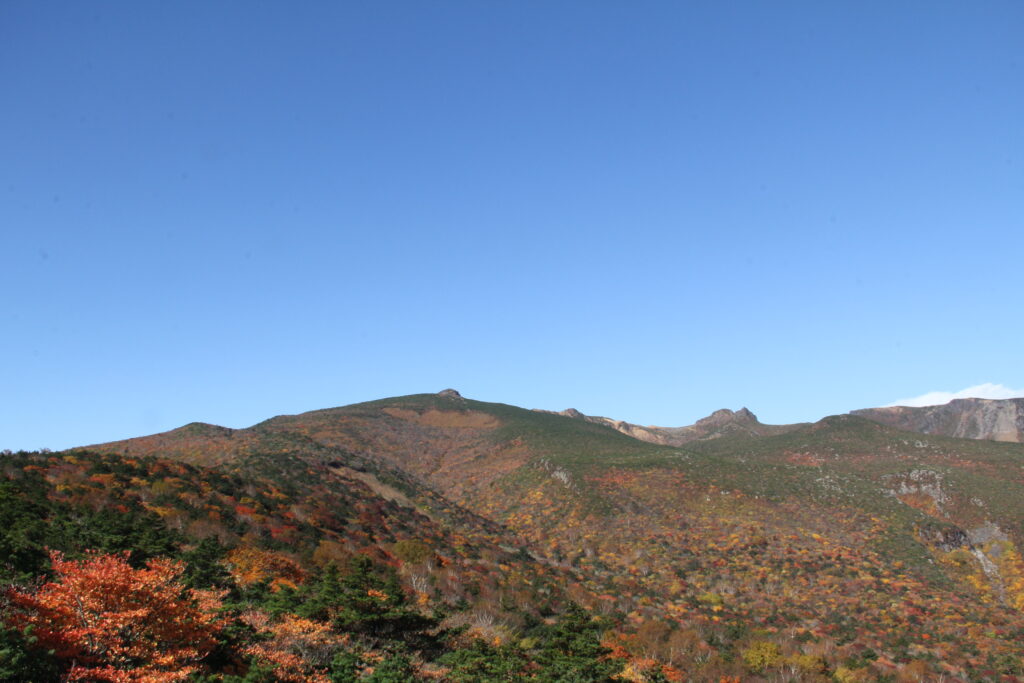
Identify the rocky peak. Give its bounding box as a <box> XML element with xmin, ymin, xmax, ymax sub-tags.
<box><xmin>537</xmin><ymin>403</ymin><xmax>797</xmax><ymax>447</ymax></box>
<box><xmin>696</xmin><ymin>408</ymin><xmax>759</xmax><ymax>428</ymax></box>
<box><xmin>735</xmin><ymin>407</ymin><xmax>758</xmax><ymax>422</ymax></box>
<box><xmin>437</xmin><ymin>388</ymin><xmax>463</xmax><ymax>399</ymax></box>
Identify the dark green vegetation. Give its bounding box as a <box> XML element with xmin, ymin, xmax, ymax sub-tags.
<box><xmin>4</xmin><ymin>391</ymin><xmax>1024</xmax><ymax>680</ymax></box>
<box><xmin>0</xmin><ymin>448</ymin><xmax>616</xmax><ymax>681</ymax></box>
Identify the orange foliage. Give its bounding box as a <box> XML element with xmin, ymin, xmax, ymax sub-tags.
<box><xmin>243</xmin><ymin>613</ymin><xmax>347</xmax><ymax>683</ymax></box>
<box><xmin>227</xmin><ymin>546</ymin><xmax>307</xmax><ymax>591</ymax></box>
<box><xmin>660</xmin><ymin>664</ymin><xmax>685</xmax><ymax>682</ymax></box>
<box><xmin>5</xmin><ymin>551</ymin><xmax>222</xmax><ymax>682</ymax></box>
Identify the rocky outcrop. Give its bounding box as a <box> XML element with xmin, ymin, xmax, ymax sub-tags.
<box><xmin>696</xmin><ymin>407</ymin><xmax>758</xmax><ymax>428</ymax></box>
<box><xmin>437</xmin><ymin>388</ymin><xmax>463</xmax><ymax>399</ymax></box>
<box><xmin>852</xmin><ymin>398</ymin><xmax>1024</xmax><ymax>443</ymax></box>
<box><xmin>541</xmin><ymin>406</ymin><xmax>802</xmax><ymax>446</ymax></box>
<box><xmin>918</xmin><ymin>523</ymin><xmax>970</xmax><ymax>552</ymax></box>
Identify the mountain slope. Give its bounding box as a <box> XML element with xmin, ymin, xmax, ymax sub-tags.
<box><xmin>73</xmin><ymin>390</ymin><xmax>1024</xmax><ymax>678</ymax></box>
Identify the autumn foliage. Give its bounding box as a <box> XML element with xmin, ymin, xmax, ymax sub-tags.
<box><xmin>7</xmin><ymin>391</ymin><xmax>1024</xmax><ymax>681</ymax></box>
<box><xmin>226</xmin><ymin>545</ymin><xmax>307</xmax><ymax>591</ymax></box>
<box><xmin>5</xmin><ymin>550</ymin><xmax>222</xmax><ymax>682</ymax></box>
<box><xmin>240</xmin><ymin>612</ymin><xmax>349</xmax><ymax>683</ymax></box>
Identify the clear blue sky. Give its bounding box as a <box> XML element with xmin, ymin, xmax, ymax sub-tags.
<box><xmin>3</xmin><ymin>2</ymin><xmax>1022</xmax><ymax>451</ymax></box>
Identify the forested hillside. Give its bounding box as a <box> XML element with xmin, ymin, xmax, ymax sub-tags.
<box><xmin>5</xmin><ymin>391</ymin><xmax>1024</xmax><ymax>681</ymax></box>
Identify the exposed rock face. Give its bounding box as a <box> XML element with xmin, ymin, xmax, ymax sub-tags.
<box><xmin>544</xmin><ymin>406</ymin><xmax>802</xmax><ymax>446</ymax></box>
<box><xmin>605</xmin><ymin>420</ymin><xmax>673</xmax><ymax>444</ymax></box>
<box><xmin>437</xmin><ymin>388</ymin><xmax>463</xmax><ymax>399</ymax></box>
<box><xmin>543</xmin><ymin>409</ymin><xmax>673</xmax><ymax>444</ymax></box>
<box><xmin>918</xmin><ymin>524</ymin><xmax>970</xmax><ymax>552</ymax></box>
<box><xmin>695</xmin><ymin>407</ymin><xmax>758</xmax><ymax>429</ymax></box>
<box><xmin>852</xmin><ymin>398</ymin><xmax>1024</xmax><ymax>443</ymax></box>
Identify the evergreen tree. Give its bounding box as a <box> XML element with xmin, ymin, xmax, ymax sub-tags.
<box><xmin>0</xmin><ymin>481</ymin><xmax>51</xmax><ymax>582</ymax></box>
<box><xmin>440</xmin><ymin>639</ymin><xmax>532</xmax><ymax>682</ymax></box>
<box><xmin>333</xmin><ymin>556</ymin><xmax>436</xmax><ymax>642</ymax></box>
<box><xmin>182</xmin><ymin>536</ymin><xmax>234</xmax><ymax>590</ymax></box>
<box><xmin>366</xmin><ymin>652</ymin><xmax>415</xmax><ymax>682</ymax></box>
<box><xmin>299</xmin><ymin>562</ymin><xmax>344</xmax><ymax>621</ymax></box>
<box><xmin>531</xmin><ymin>603</ymin><xmax>621</xmax><ymax>682</ymax></box>
<box><xmin>328</xmin><ymin>649</ymin><xmax>363</xmax><ymax>683</ymax></box>
<box><xmin>0</xmin><ymin>624</ymin><xmax>59</xmax><ymax>683</ymax></box>
<box><xmin>48</xmin><ymin>502</ymin><xmax>181</xmax><ymax>566</ymax></box>
<box><xmin>264</xmin><ymin>583</ymin><xmax>301</xmax><ymax>616</ymax></box>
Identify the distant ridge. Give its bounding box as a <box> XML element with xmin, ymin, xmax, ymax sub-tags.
<box><xmin>852</xmin><ymin>397</ymin><xmax>1024</xmax><ymax>443</ymax></box>
<box><xmin>535</xmin><ymin>405</ymin><xmax>805</xmax><ymax>446</ymax></box>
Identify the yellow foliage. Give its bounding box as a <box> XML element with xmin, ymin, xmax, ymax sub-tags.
<box><xmin>392</xmin><ymin>539</ymin><xmax>433</xmax><ymax>565</ymax></box>
<box><xmin>834</xmin><ymin>666</ymin><xmax>860</xmax><ymax>683</ymax></box>
<box><xmin>146</xmin><ymin>505</ymin><xmax>178</xmax><ymax>518</ymax></box>
<box><xmin>741</xmin><ymin>640</ymin><xmax>782</xmax><ymax>671</ymax></box>
<box><xmin>787</xmin><ymin>653</ymin><xmax>827</xmax><ymax>674</ymax></box>
<box><xmin>992</xmin><ymin>541</ymin><xmax>1024</xmax><ymax>611</ymax></box>
<box><xmin>696</xmin><ymin>592</ymin><xmax>723</xmax><ymax>606</ymax></box>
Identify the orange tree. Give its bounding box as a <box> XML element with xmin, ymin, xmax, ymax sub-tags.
<box><xmin>4</xmin><ymin>550</ymin><xmax>223</xmax><ymax>682</ymax></box>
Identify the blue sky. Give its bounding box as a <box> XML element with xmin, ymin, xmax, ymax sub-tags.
<box><xmin>2</xmin><ymin>2</ymin><xmax>1022</xmax><ymax>450</ymax></box>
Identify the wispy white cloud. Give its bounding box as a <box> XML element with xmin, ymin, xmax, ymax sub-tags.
<box><xmin>886</xmin><ymin>383</ymin><xmax>1024</xmax><ymax>408</ymax></box>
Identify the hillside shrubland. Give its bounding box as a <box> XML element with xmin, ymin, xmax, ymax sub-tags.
<box><xmin>4</xmin><ymin>393</ymin><xmax>1024</xmax><ymax>680</ymax></box>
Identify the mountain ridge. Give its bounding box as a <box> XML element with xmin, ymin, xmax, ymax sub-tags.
<box><xmin>852</xmin><ymin>397</ymin><xmax>1024</xmax><ymax>443</ymax></box>
<box><xmin>44</xmin><ymin>388</ymin><xmax>1024</xmax><ymax>678</ymax></box>
<box><xmin>534</xmin><ymin>404</ymin><xmax>807</xmax><ymax>446</ymax></box>
<box><xmin>85</xmin><ymin>393</ymin><xmax>1024</xmax><ymax>458</ymax></box>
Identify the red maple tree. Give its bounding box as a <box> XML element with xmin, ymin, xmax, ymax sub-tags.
<box><xmin>5</xmin><ymin>550</ymin><xmax>223</xmax><ymax>682</ymax></box>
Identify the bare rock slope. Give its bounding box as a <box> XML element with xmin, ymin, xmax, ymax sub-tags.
<box><xmin>538</xmin><ymin>406</ymin><xmax>804</xmax><ymax>446</ymax></box>
<box><xmin>852</xmin><ymin>397</ymin><xmax>1024</xmax><ymax>443</ymax></box>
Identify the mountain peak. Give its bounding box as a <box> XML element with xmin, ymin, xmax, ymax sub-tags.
<box><xmin>437</xmin><ymin>388</ymin><xmax>463</xmax><ymax>399</ymax></box>
<box><xmin>736</xmin><ymin>407</ymin><xmax>757</xmax><ymax>421</ymax></box>
<box><xmin>695</xmin><ymin>407</ymin><xmax>759</xmax><ymax>428</ymax></box>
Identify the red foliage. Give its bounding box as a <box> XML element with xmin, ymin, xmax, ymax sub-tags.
<box><xmin>5</xmin><ymin>551</ymin><xmax>223</xmax><ymax>682</ymax></box>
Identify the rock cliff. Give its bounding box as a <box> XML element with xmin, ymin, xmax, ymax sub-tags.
<box><xmin>540</xmin><ymin>406</ymin><xmax>803</xmax><ymax>446</ymax></box>
<box><xmin>852</xmin><ymin>398</ymin><xmax>1024</xmax><ymax>443</ymax></box>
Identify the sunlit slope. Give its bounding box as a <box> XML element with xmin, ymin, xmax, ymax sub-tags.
<box><xmin>85</xmin><ymin>395</ymin><xmax>1024</xmax><ymax>577</ymax></box>
<box><xmin>85</xmin><ymin>391</ymin><xmax>669</xmax><ymax>504</ymax></box>
<box><xmin>75</xmin><ymin>392</ymin><xmax>1024</xmax><ymax>674</ymax></box>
